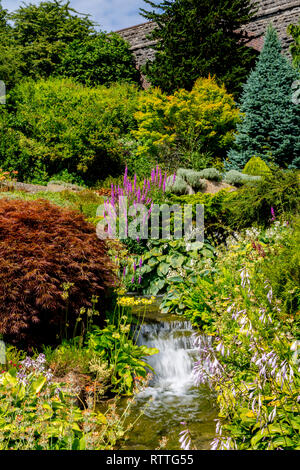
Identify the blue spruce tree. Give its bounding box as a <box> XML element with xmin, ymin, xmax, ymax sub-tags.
<box><xmin>228</xmin><ymin>24</ymin><xmax>300</xmax><ymax>169</ymax></box>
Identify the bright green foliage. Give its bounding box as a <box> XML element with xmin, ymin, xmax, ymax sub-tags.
<box><xmin>126</xmin><ymin>238</ymin><xmax>215</xmax><ymax>296</ymax></box>
<box><xmin>141</xmin><ymin>0</ymin><xmax>258</xmax><ymax>96</ymax></box>
<box><xmin>260</xmin><ymin>216</ymin><xmax>300</xmax><ymax>315</ymax></box>
<box><xmin>224</xmin><ymin>170</ymin><xmax>261</xmax><ymax>186</ymax></box>
<box><xmin>288</xmin><ymin>21</ymin><xmax>300</xmax><ymax>70</ymax></box>
<box><xmin>0</xmin><ymin>4</ymin><xmax>23</xmax><ymax>89</ymax></box>
<box><xmin>225</xmin><ymin>169</ymin><xmax>300</xmax><ymax>229</ymax></box>
<box><xmin>59</xmin><ymin>33</ymin><xmax>139</xmax><ymax>86</ymax></box>
<box><xmin>10</xmin><ymin>0</ymin><xmax>95</xmax><ymax>80</ymax></box>
<box><xmin>0</xmin><ymin>79</ymin><xmax>139</xmax><ymax>184</ymax></box>
<box><xmin>200</xmin><ymin>222</ymin><xmax>300</xmax><ymax>449</ymax></box>
<box><xmin>159</xmin><ymin>220</ymin><xmax>300</xmax><ymax>449</ymax></box>
<box><xmin>0</xmin><ymin>362</ymin><xmax>110</xmax><ymax>449</ymax></box>
<box><xmin>170</xmin><ymin>190</ymin><xmax>231</xmax><ymax>242</ymax></box>
<box><xmin>243</xmin><ymin>156</ymin><xmax>272</xmax><ymax>176</ymax></box>
<box><xmin>88</xmin><ymin>320</ymin><xmax>158</xmax><ymax>395</ymax></box>
<box><xmin>133</xmin><ymin>77</ymin><xmax>240</xmax><ymax>170</ymax></box>
<box><xmin>228</xmin><ymin>25</ymin><xmax>300</xmax><ymax>170</ymax></box>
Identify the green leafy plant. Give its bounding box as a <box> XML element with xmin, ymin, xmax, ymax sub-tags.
<box><xmin>1</xmin><ymin>79</ymin><xmax>139</xmax><ymax>185</ymax></box>
<box><xmin>125</xmin><ymin>238</ymin><xmax>215</xmax><ymax>296</ymax></box>
<box><xmin>141</xmin><ymin>0</ymin><xmax>257</xmax><ymax>96</ymax></box>
<box><xmin>225</xmin><ymin>169</ymin><xmax>300</xmax><ymax>229</ymax></box>
<box><xmin>0</xmin><ymin>355</ymin><xmax>111</xmax><ymax>450</ymax></box>
<box><xmin>60</xmin><ymin>33</ymin><xmax>139</xmax><ymax>86</ymax></box>
<box><xmin>88</xmin><ymin>315</ymin><xmax>158</xmax><ymax>396</ymax></box>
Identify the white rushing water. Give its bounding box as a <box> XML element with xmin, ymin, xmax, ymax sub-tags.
<box><xmin>120</xmin><ymin>319</ymin><xmax>216</xmax><ymax>450</ymax></box>
<box><xmin>136</xmin><ymin>321</ymin><xmax>198</xmax><ymax>397</ymax></box>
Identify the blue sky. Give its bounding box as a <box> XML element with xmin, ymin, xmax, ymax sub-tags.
<box><xmin>1</xmin><ymin>0</ymin><xmax>148</xmax><ymax>32</ymax></box>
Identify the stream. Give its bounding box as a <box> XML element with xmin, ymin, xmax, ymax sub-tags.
<box><xmin>118</xmin><ymin>310</ymin><xmax>217</xmax><ymax>450</ymax></box>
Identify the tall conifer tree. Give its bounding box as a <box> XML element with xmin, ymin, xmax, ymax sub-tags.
<box><xmin>228</xmin><ymin>25</ymin><xmax>300</xmax><ymax>170</ymax></box>
<box><xmin>141</xmin><ymin>0</ymin><xmax>258</xmax><ymax>95</ymax></box>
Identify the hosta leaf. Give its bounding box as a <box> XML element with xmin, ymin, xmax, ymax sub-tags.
<box><xmin>157</xmin><ymin>262</ymin><xmax>170</xmax><ymax>276</ymax></box>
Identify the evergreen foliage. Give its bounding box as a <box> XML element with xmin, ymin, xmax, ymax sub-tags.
<box><xmin>228</xmin><ymin>25</ymin><xmax>300</xmax><ymax>170</ymax></box>
<box><xmin>10</xmin><ymin>1</ymin><xmax>96</xmax><ymax>80</ymax></box>
<box><xmin>59</xmin><ymin>33</ymin><xmax>140</xmax><ymax>86</ymax></box>
<box><xmin>243</xmin><ymin>156</ymin><xmax>271</xmax><ymax>176</ymax></box>
<box><xmin>288</xmin><ymin>21</ymin><xmax>300</xmax><ymax>70</ymax></box>
<box><xmin>0</xmin><ymin>79</ymin><xmax>139</xmax><ymax>185</ymax></box>
<box><xmin>0</xmin><ymin>1</ymin><xmax>138</xmax><ymax>89</ymax></box>
<box><xmin>140</xmin><ymin>0</ymin><xmax>258</xmax><ymax>95</ymax></box>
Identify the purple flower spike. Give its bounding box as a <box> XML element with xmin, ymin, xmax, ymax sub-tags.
<box><xmin>163</xmin><ymin>173</ymin><xmax>167</xmax><ymax>192</ymax></box>
<box><xmin>139</xmin><ymin>258</ymin><xmax>143</xmax><ymax>268</ymax></box>
<box><xmin>131</xmin><ymin>276</ymin><xmax>135</xmax><ymax>283</ymax></box>
<box><xmin>138</xmin><ymin>275</ymin><xmax>142</xmax><ymax>284</ymax></box>
<box><xmin>151</xmin><ymin>169</ymin><xmax>155</xmax><ymax>183</ymax></box>
<box><xmin>271</xmin><ymin>207</ymin><xmax>276</xmax><ymax>221</ymax></box>
<box><xmin>123</xmin><ymin>267</ymin><xmax>126</xmax><ymax>277</ymax></box>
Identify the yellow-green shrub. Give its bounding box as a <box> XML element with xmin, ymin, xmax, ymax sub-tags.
<box><xmin>132</xmin><ymin>77</ymin><xmax>240</xmax><ymax>170</ymax></box>
<box><xmin>243</xmin><ymin>156</ymin><xmax>272</xmax><ymax>176</ymax></box>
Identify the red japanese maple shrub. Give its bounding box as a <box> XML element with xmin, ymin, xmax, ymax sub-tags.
<box><xmin>0</xmin><ymin>198</ymin><xmax>115</xmax><ymax>349</ymax></box>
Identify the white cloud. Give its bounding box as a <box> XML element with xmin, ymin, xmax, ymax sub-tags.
<box><xmin>1</xmin><ymin>0</ymin><xmax>147</xmax><ymax>31</ymax></box>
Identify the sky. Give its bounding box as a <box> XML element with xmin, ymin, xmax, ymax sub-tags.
<box><xmin>1</xmin><ymin>0</ymin><xmax>148</xmax><ymax>32</ymax></box>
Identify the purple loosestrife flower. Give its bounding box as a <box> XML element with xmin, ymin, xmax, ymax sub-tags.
<box><xmin>156</xmin><ymin>165</ymin><xmax>159</xmax><ymax>182</ymax></box>
<box><xmin>151</xmin><ymin>168</ymin><xmax>155</xmax><ymax>183</ymax></box>
<box><xmin>138</xmin><ymin>275</ymin><xmax>142</xmax><ymax>284</ymax></box>
<box><xmin>163</xmin><ymin>173</ymin><xmax>167</xmax><ymax>192</ymax></box>
<box><xmin>131</xmin><ymin>276</ymin><xmax>135</xmax><ymax>284</ymax></box>
<box><xmin>271</xmin><ymin>207</ymin><xmax>276</xmax><ymax>221</ymax></box>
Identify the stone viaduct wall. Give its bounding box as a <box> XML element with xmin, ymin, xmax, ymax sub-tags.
<box><xmin>116</xmin><ymin>1</ymin><xmax>300</xmax><ymax>69</ymax></box>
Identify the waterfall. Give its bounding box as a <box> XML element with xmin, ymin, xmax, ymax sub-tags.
<box><xmin>135</xmin><ymin>320</ymin><xmax>197</xmax><ymax>396</ymax></box>
<box><xmin>119</xmin><ymin>318</ymin><xmax>216</xmax><ymax>450</ymax></box>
